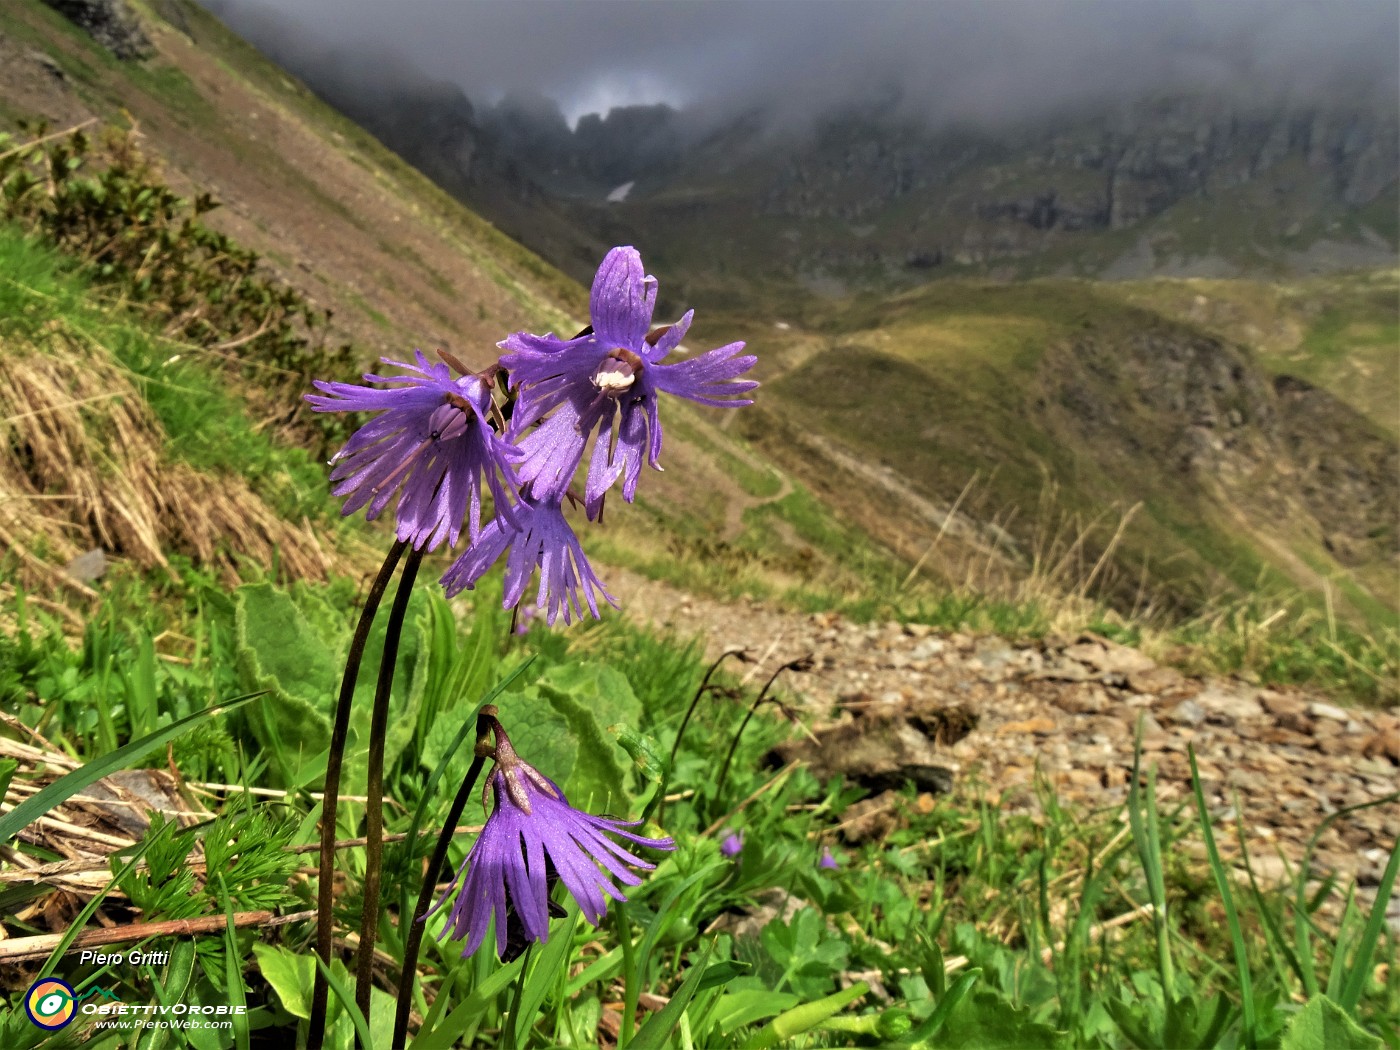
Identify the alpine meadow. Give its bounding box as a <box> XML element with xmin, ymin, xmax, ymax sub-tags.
<box><xmin>0</xmin><ymin>2</ymin><xmax>1396</xmax><ymax>1049</ymax></box>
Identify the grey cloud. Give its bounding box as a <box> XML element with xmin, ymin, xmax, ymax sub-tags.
<box><xmin>205</xmin><ymin>0</ymin><xmax>1399</xmax><ymax>127</ymax></box>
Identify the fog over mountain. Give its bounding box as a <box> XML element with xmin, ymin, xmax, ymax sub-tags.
<box><xmin>205</xmin><ymin>0</ymin><xmax>1397</xmax><ymax>132</ymax></box>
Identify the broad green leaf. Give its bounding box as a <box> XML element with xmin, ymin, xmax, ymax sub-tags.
<box><xmin>920</xmin><ymin>990</ymin><xmax>1059</xmax><ymax>1050</ymax></box>
<box><xmin>1280</xmin><ymin>995</ymin><xmax>1383</xmax><ymax>1050</ymax></box>
<box><xmin>368</xmin><ymin>988</ymin><xmax>398</xmax><ymax>1050</ymax></box>
<box><xmin>234</xmin><ymin>582</ymin><xmax>429</xmax><ymax>798</ymax></box>
<box><xmin>253</xmin><ymin>943</ymin><xmax>314</xmax><ymax>1020</ymax></box>
<box><xmin>537</xmin><ymin>662</ymin><xmax>642</xmax><ymax>813</ymax></box>
<box><xmin>233</xmin><ymin>583</ymin><xmax>339</xmax><ymax>785</ymax></box>
<box><xmin>491</xmin><ymin>685</ymin><xmax>578</xmax><ymax>787</ymax></box>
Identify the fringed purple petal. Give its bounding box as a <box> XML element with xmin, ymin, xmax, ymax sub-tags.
<box><xmin>590</xmin><ymin>246</ymin><xmax>656</xmax><ymax>349</ymax></box>
<box><xmin>305</xmin><ymin>358</ymin><xmax>513</xmax><ymax>550</ymax></box>
<box><xmin>431</xmin><ymin>761</ymin><xmax>676</xmax><ymax>960</ymax></box>
<box><xmin>644</xmin><ymin>309</ymin><xmax>693</xmax><ymax>361</ymax></box>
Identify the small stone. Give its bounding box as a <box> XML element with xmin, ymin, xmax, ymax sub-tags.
<box><xmin>1192</xmin><ymin>684</ymin><xmax>1264</xmax><ymax>724</ymax></box>
<box><xmin>1029</xmin><ymin>661</ymin><xmax>1092</xmax><ymax>683</ymax></box>
<box><xmin>1309</xmin><ymin>701</ymin><xmax>1348</xmax><ymax>722</ymax></box>
<box><xmin>910</xmin><ymin>639</ymin><xmax>946</xmax><ymax>660</ymax></box>
<box><xmin>997</xmin><ymin>717</ymin><xmax>1057</xmax><ymax>735</ymax></box>
<box><xmin>1126</xmin><ymin>666</ymin><xmax>1185</xmax><ymax>694</ymax></box>
<box><xmin>1163</xmin><ymin>699</ymin><xmax>1206</xmax><ymax>726</ymax></box>
<box><xmin>1361</xmin><ymin>729</ymin><xmax>1400</xmax><ymax>765</ymax></box>
<box><xmin>1235</xmin><ymin>853</ymin><xmax>1290</xmax><ymax>888</ymax></box>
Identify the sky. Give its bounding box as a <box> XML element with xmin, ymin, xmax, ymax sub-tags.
<box><xmin>207</xmin><ymin>0</ymin><xmax>1400</xmax><ymax>129</ymax></box>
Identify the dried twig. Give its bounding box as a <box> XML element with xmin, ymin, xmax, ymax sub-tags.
<box><xmin>0</xmin><ymin>908</ymin><xmax>315</xmax><ymax>964</ymax></box>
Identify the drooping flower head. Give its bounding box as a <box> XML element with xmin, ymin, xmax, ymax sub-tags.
<box><xmin>439</xmin><ymin>491</ymin><xmax>615</xmax><ymax>625</ymax></box>
<box><xmin>305</xmin><ymin>351</ymin><xmax>520</xmax><ymax>551</ymax></box>
<box><xmin>819</xmin><ymin>845</ymin><xmax>840</xmax><ymax>870</ymax></box>
<box><xmin>719</xmin><ymin>830</ymin><xmax>744</xmax><ymax>859</ymax></box>
<box><xmin>499</xmin><ymin>246</ymin><xmax>757</xmax><ymax>515</ymax></box>
<box><xmin>426</xmin><ymin>714</ymin><xmax>675</xmax><ymax>959</ymax></box>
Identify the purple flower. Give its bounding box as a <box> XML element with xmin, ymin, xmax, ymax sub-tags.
<box><xmin>719</xmin><ymin>831</ymin><xmax>744</xmax><ymax>858</ymax></box>
<box><xmin>512</xmin><ymin>604</ymin><xmax>538</xmax><ymax>635</ymax></box>
<box><xmin>306</xmin><ymin>352</ymin><xmax>520</xmax><ymax>551</ymax></box>
<box><xmin>439</xmin><ymin>492</ymin><xmax>616</xmax><ymax>625</ymax></box>
<box><xmin>499</xmin><ymin>246</ymin><xmax>757</xmax><ymax>514</ymax></box>
<box><xmin>819</xmin><ymin>846</ymin><xmax>840</xmax><ymax>870</ymax></box>
<box><xmin>426</xmin><ymin>717</ymin><xmax>675</xmax><ymax>959</ymax></box>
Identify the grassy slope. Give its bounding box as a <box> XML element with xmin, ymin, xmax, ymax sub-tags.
<box><xmin>0</xmin><ymin>0</ymin><xmax>582</xmax><ymax>358</ymax></box>
<box><xmin>717</xmin><ymin>274</ymin><xmax>1398</xmax><ymax>635</ymax></box>
<box><xmin>0</xmin><ymin>0</ymin><xmax>853</xmax><ymax>591</ymax></box>
<box><xmin>1118</xmin><ymin>269</ymin><xmax>1400</xmax><ymax>438</ymax></box>
<box><xmin>3</xmin><ymin>0</ymin><xmax>1394</xmax><ymax>699</ymax></box>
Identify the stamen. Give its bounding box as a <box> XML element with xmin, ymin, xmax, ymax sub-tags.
<box><xmin>593</xmin><ymin>347</ymin><xmax>644</xmax><ymax>397</ymax></box>
<box><xmin>428</xmin><ymin>401</ymin><xmax>469</xmax><ymax>442</ymax></box>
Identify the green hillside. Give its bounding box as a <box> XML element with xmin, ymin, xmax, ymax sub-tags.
<box><xmin>0</xmin><ymin>4</ymin><xmax>1396</xmax><ymax>1050</ymax></box>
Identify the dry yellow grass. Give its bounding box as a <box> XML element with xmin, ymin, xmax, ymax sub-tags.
<box><xmin>0</xmin><ymin>322</ymin><xmax>337</xmax><ymax>597</ymax></box>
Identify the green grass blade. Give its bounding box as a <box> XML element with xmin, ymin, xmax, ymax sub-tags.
<box><xmin>1293</xmin><ymin>792</ymin><xmax>1398</xmax><ymax>1000</ymax></box>
<box><xmin>399</xmin><ymin>659</ymin><xmax>534</xmax><ymax>918</ymax></box>
<box><xmin>216</xmin><ymin>875</ymin><xmax>251</xmax><ymax>1050</ymax></box>
<box><xmin>141</xmin><ymin>941</ymin><xmax>198</xmax><ymax>1050</ymax></box>
<box><xmin>314</xmin><ymin>955</ymin><xmax>374</xmax><ymax>1050</ymax></box>
<box><xmin>1338</xmin><ymin>835</ymin><xmax>1400</xmax><ymax>1013</ymax></box>
<box><xmin>0</xmin><ymin>692</ymin><xmax>263</xmax><ymax>844</ymax></box>
<box><xmin>37</xmin><ymin>831</ymin><xmax>166</xmax><ymax>980</ymax></box>
<box><xmin>629</xmin><ymin>939</ymin><xmax>717</xmax><ymax>1050</ymax></box>
<box><xmin>903</xmin><ymin>967</ymin><xmax>981</xmax><ymax>1046</ymax></box>
<box><xmin>1327</xmin><ymin>888</ymin><xmax>1361</xmax><ymax>1000</ymax></box>
<box><xmin>412</xmin><ymin>953</ymin><xmax>527</xmax><ymax>1050</ymax></box>
<box><xmin>1188</xmin><ymin>746</ymin><xmax>1256</xmax><ymax>1047</ymax></box>
<box><xmin>511</xmin><ymin>904</ymin><xmax>580</xmax><ymax>1047</ymax></box>
<box><xmin>1233</xmin><ymin>806</ymin><xmax>1306</xmax><ymax>990</ymax></box>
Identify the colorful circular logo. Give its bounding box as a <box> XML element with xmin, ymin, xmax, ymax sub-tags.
<box><xmin>25</xmin><ymin>977</ymin><xmax>76</xmax><ymax>1030</ymax></box>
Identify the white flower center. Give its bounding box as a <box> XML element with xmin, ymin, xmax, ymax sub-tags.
<box><xmin>594</xmin><ymin>366</ymin><xmax>636</xmax><ymax>393</ymax></box>
<box><xmin>593</xmin><ymin>348</ymin><xmax>642</xmax><ymax>398</ymax></box>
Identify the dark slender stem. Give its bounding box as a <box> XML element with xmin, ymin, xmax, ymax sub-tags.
<box><xmin>714</xmin><ymin>659</ymin><xmax>806</xmax><ymax>804</ymax></box>
<box><xmin>309</xmin><ymin>539</ymin><xmax>407</xmax><ymax>1050</ymax></box>
<box><xmin>354</xmin><ymin>548</ymin><xmax>423</xmax><ymax>1023</ymax></box>
<box><xmin>392</xmin><ymin>710</ymin><xmax>496</xmax><ymax>1049</ymax></box>
<box><xmin>656</xmin><ymin>648</ymin><xmax>747</xmax><ymax>826</ymax></box>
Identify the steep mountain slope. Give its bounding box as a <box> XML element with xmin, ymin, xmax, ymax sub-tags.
<box><xmin>194</xmin><ymin>12</ymin><xmax>1398</xmax><ymax>295</ymax></box>
<box><xmin>708</xmin><ymin>273</ymin><xmax>1398</xmax><ymax>627</ymax></box>
<box><xmin>5</xmin><ymin>0</ymin><xmax>1393</xmax><ymax>639</ymax></box>
<box><xmin>0</xmin><ymin>0</ymin><xmax>851</xmax><ymax>601</ymax></box>
<box><xmin>0</xmin><ymin>0</ymin><xmax>583</xmax><ymax>367</ymax></box>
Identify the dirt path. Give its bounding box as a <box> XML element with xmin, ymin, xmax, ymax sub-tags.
<box><xmin>607</xmin><ymin>567</ymin><xmax>1400</xmax><ymax>930</ymax></box>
